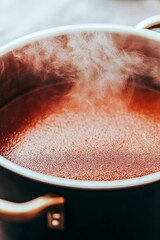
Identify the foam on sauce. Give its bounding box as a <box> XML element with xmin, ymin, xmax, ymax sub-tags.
<box><xmin>0</xmin><ymin>84</ymin><xmax>160</xmax><ymax>180</ymax></box>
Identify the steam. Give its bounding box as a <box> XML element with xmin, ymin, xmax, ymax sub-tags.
<box><xmin>12</xmin><ymin>32</ymin><xmax>160</xmax><ymax>113</ymax></box>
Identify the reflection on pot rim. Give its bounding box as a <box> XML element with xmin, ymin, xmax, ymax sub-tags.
<box><xmin>0</xmin><ymin>154</ymin><xmax>160</xmax><ymax>190</ymax></box>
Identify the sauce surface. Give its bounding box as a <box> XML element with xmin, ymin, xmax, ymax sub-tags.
<box><xmin>0</xmin><ymin>84</ymin><xmax>160</xmax><ymax>180</ymax></box>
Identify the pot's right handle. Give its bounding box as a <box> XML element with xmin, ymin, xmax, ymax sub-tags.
<box><xmin>136</xmin><ymin>15</ymin><xmax>160</xmax><ymax>30</ymax></box>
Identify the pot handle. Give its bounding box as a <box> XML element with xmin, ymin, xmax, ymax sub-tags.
<box><xmin>136</xmin><ymin>15</ymin><xmax>160</xmax><ymax>30</ymax></box>
<box><xmin>0</xmin><ymin>194</ymin><xmax>65</xmax><ymax>229</ymax></box>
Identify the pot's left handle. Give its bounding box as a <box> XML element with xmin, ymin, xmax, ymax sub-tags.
<box><xmin>0</xmin><ymin>194</ymin><xmax>65</xmax><ymax>230</ymax></box>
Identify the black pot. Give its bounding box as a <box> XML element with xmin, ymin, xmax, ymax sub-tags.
<box><xmin>0</xmin><ymin>17</ymin><xmax>160</xmax><ymax>240</ymax></box>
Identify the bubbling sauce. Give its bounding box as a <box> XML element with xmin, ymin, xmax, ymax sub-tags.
<box><xmin>0</xmin><ymin>84</ymin><xmax>160</xmax><ymax>181</ymax></box>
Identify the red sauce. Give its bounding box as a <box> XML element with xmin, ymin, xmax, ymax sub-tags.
<box><xmin>0</xmin><ymin>84</ymin><xmax>160</xmax><ymax>181</ymax></box>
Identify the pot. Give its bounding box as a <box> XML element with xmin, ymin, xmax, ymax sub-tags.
<box><xmin>0</xmin><ymin>16</ymin><xmax>160</xmax><ymax>240</ymax></box>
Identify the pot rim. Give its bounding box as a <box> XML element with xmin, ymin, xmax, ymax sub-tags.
<box><xmin>1</xmin><ymin>156</ymin><xmax>160</xmax><ymax>189</ymax></box>
<box><xmin>0</xmin><ymin>24</ymin><xmax>160</xmax><ymax>190</ymax></box>
<box><xmin>0</xmin><ymin>24</ymin><xmax>160</xmax><ymax>55</ymax></box>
